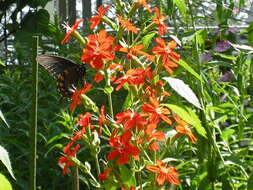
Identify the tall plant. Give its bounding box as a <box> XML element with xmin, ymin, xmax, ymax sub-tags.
<box><xmin>55</xmin><ymin>1</ymin><xmax>205</xmax><ymax>189</ymax></box>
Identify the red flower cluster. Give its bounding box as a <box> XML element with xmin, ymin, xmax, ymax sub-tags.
<box><xmin>81</xmin><ymin>30</ymin><xmax>115</xmax><ymax>70</ymax></box>
<box><xmin>107</xmin><ymin>130</ymin><xmax>140</xmax><ymax>165</ymax></box>
<box><xmin>57</xmin><ymin>2</ymin><xmax>200</xmax><ymax>188</ymax></box>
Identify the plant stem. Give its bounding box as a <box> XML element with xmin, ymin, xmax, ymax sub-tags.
<box><xmin>95</xmin><ymin>154</ymin><xmax>101</xmax><ymax>176</ymax></box>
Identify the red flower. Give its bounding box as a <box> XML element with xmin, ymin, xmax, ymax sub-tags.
<box><xmin>119</xmin><ymin>44</ymin><xmax>154</xmax><ymax>61</ymax></box>
<box><xmin>107</xmin><ymin>130</ymin><xmax>140</xmax><ymax>165</ymax></box>
<box><xmin>142</xmin><ymin>97</ymin><xmax>172</xmax><ymax>125</ymax></box>
<box><xmin>117</xmin><ymin>15</ymin><xmax>138</xmax><ymax>34</ymax></box>
<box><xmin>115</xmin><ymin>110</ymin><xmax>147</xmax><ymax>130</ymax></box>
<box><xmin>90</xmin><ymin>5</ymin><xmax>110</xmax><ymax>29</ymax></box>
<box><xmin>58</xmin><ymin>144</ymin><xmax>80</xmax><ymax>175</ymax></box>
<box><xmin>94</xmin><ymin>72</ymin><xmax>104</xmax><ymax>82</ymax></box>
<box><xmin>145</xmin><ymin>122</ymin><xmax>165</xmax><ymax>151</ymax></box>
<box><xmin>152</xmin><ymin>7</ymin><xmax>167</xmax><ymax>36</ymax></box>
<box><xmin>81</xmin><ymin>30</ymin><xmax>115</xmax><ymax>70</ymax></box>
<box><xmin>136</xmin><ymin>0</ymin><xmax>152</xmax><ymax>13</ymax></box>
<box><xmin>146</xmin><ymin>160</ymin><xmax>180</xmax><ymax>186</ymax></box>
<box><xmin>114</xmin><ymin>68</ymin><xmax>149</xmax><ymax>91</ymax></box>
<box><xmin>98</xmin><ymin>168</ymin><xmax>112</xmax><ymax>180</ymax></box>
<box><xmin>77</xmin><ymin>112</ymin><xmax>91</xmax><ymax>127</ymax></box>
<box><xmin>61</xmin><ymin>19</ymin><xmax>84</xmax><ymax>44</ymax></box>
<box><xmin>174</xmin><ymin>115</ymin><xmax>196</xmax><ymax>144</ymax></box>
<box><xmin>152</xmin><ymin>37</ymin><xmax>180</xmax><ymax>74</ymax></box>
<box><xmin>69</xmin><ymin>83</ymin><xmax>92</xmax><ymax>111</ymax></box>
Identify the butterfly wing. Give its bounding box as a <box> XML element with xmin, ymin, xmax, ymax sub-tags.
<box><xmin>36</xmin><ymin>55</ymin><xmax>86</xmax><ymax>97</ymax></box>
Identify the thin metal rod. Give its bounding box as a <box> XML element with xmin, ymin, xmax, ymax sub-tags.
<box><xmin>30</xmin><ymin>36</ymin><xmax>39</xmax><ymax>190</ymax></box>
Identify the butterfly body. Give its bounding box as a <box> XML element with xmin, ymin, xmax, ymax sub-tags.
<box><xmin>36</xmin><ymin>55</ymin><xmax>86</xmax><ymax>97</ymax></box>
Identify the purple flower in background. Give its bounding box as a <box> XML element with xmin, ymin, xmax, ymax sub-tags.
<box><xmin>228</xmin><ymin>27</ymin><xmax>237</xmax><ymax>34</ymax></box>
<box><xmin>202</xmin><ymin>53</ymin><xmax>213</xmax><ymax>62</ymax></box>
<box><xmin>215</xmin><ymin>40</ymin><xmax>231</xmax><ymax>52</ymax></box>
<box><xmin>220</xmin><ymin>71</ymin><xmax>235</xmax><ymax>82</ymax></box>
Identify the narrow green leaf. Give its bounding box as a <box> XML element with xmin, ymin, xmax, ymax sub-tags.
<box><xmin>119</xmin><ymin>165</ymin><xmax>136</xmax><ymax>187</ymax></box>
<box><xmin>195</xmin><ymin>29</ymin><xmax>207</xmax><ymax>47</ymax></box>
<box><xmin>0</xmin><ymin>110</ymin><xmax>10</xmax><ymax>128</ymax></box>
<box><xmin>0</xmin><ymin>146</ymin><xmax>15</xmax><ymax>180</ymax></box>
<box><xmin>0</xmin><ymin>173</ymin><xmax>12</xmax><ymax>190</ymax></box>
<box><xmin>141</xmin><ymin>32</ymin><xmax>156</xmax><ymax>50</ymax></box>
<box><xmin>176</xmin><ymin>59</ymin><xmax>204</xmax><ymax>82</ymax></box>
<box><xmin>213</xmin><ymin>52</ymin><xmax>237</xmax><ymax>61</ymax></box>
<box><xmin>173</xmin><ymin>0</ymin><xmax>187</xmax><ymax>21</ymax></box>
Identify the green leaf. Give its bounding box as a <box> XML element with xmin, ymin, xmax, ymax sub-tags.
<box><xmin>104</xmin><ymin>182</ymin><xmax>117</xmax><ymax>190</ymax></box>
<box><xmin>164</xmin><ymin>104</ymin><xmax>207</xmax><ymax>138</ymax></box>
<box><xmin>173</xmin><ymin>0</ymin><xmax>187</xmax><ymax>21</ymax></box>
<box><xmin>0</xmin><ymin>146</ymin><xmax>15</xmax><ymax>180</ymax></box>
<box><xmin>123</xmin><ymin>92</ymin><xmax>132</xmax><ymax>110</ymax></box>
<box><xmin>213</xmin><ymin>52</ymin><xmax>237</xmax><ymax>61</ymax></box>
<box><xmin>195</xmin><ymin>29</ymin><xmax>207</xmax><ymax>47</ymax></box>
<box><xmin>119</xmin><ymin>165</ymin><xmax>136</xmax><ymax>187</ymax></box>
<box><xmin>0</xmin><ymin>60</ymin><xmax>5</xmax><ymax>67</ymax></box>
<box><xmin>248</xmin><ymin>172</ymin><xmax>253</xmax><ymax>190</ymax></box>
<box><xmin>248</xmin><ymin>22</ymin><xmax>253</xmax><ymax>46</ymax></box>
<box><xmin>186</xmin><ymin>108</ymin><xmax>207</xmax><ymax>138</ymax></box>
<box><xmin>163</xmin><ymin>77</ymin><xmax>202</xmax><ymax>109</ymax></box>
<box><xmin>221</xmin><ymin>129</ymin><xmax>235</xmax><ymax>143</ymax></box>
<box><xmin>176</xmin><ymin>59</ymin><xmax>204</xmax><ymax>82</ymax></box>
<box><xmin>0</xmin><ymin>109</ymin><xmax>10</xmax><ymax>128</ymax></box>
<box><xmin>0</xmin><ymin>173</ymin><xmax>12</xmax><ymax>190</ymax></box>
<box><xmin>141</xmin><ymin>32</ymin><xmax>156</xmax><ymax>50</ymax></box>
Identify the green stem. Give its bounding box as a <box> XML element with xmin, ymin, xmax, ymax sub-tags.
<box><xmin>73</xmin><ymin>30</ymin><xmax>87</xmax><ymax>47</ymax></box>
<box><xmin>95</xmin><ymin>154</ymin><xmax>101</xmax><ymax>176</ymax></box>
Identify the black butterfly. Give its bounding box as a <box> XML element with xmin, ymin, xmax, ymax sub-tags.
<box><xmin>36</xmin><ymin>55</ymin><xmax>86</xmax><ymax>97</ymax></box>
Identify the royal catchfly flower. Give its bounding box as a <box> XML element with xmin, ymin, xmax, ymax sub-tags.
<box><xmin>152</xmin><ymin>37</ymin><xmax>180</xmax><ymax>74</ymax></box>
<box><xmin>142</xmin><ymin>97</ymin><xmax>172</xmax><ymax>125</ymax></box>
<box><xmin>58</xmin><ymin>144</ymin><xmax>80</xmax><ymax>175</ymax></box>
<box><xmin>107</xmin><ymin>130</ymin><xmax>140</xmax><ymax>165</ymax></box>
<box><xmin>117</xmin><ymin>15</ymin><xmax>138</xmax><ymax>34</ymax></box>
<box><xmin>90</xmin><ymin>5</ymin><xmax>110</xmax><ymax>29</ymax></box>
<box><xmin>146</xmin><ymin>160</ymin><xmax>180</xmax><ymax>186</ymax></box>
<box><xmin>174</xmin><ymin>115</ymin><xmax>196</xmax><ymax>144</ymax></box>
<box><xmin>61</xmin><ymin>19</ymin><xmax>84</xmax><ymax>44</ymax></box>
<box><xmin>115</xmin><ymin>110</ymin><xmax>147</xmax><ymax>130</ymax></box>
<box><xmin>152</xmin><ymin>7</ymin><xmax>167</xmax><ymax>36</ymax></box>
<box><xmin>81</xmin><ymin>30</ymin><xmax>115</xmax><ymax>70</ymax></box>
<box><xmin>69</xmin><ymin>83</ymin><xmax>92</xmax><ymax>111</ymax></box>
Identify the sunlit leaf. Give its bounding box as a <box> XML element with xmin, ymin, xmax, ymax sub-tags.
<box><xmin>0</xmin><ymin>173</ymin><xmax>12</xmax><ymax>190</ymax></box>
<box><xmin>163</xmin><ymin>77</ymin><xmax>202</xmax><ymax>109</ymax></box>
<box><xmin>0</xmin><ymin>109</ymin><xmax>10</xmax><ymax>128</ymax></box>
<box><xmin>142</xmin><ymin>32</ymin><xmax>156</xmax><ymax>50</ymax></box>
<box><xmin>173</xmin><ymin>0</ymin><xmax>187</xmax><ymax>21</ymax></box>
<box><xmin>164</xmin><ymin>104</ymin><xmax>207</xmax><ymax>138</ymax></box>
<box><xmin>0</xmin><ymin>146</ymin><xmax>15</xmax><ymax>180</ymax></box>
